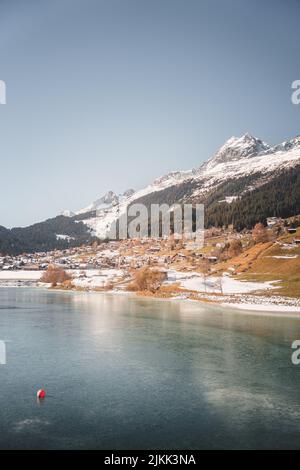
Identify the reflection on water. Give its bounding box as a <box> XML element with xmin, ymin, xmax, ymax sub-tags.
<box><xmin>0</xmin><ymin>288</ymin><xmax>300</xmax><ymax>449</ymax></box>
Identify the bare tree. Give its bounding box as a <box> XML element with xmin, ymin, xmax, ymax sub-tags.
<box><xmin>252</xmin><ymin>223</ymin><xmax>269</xmax><ymax>243</ymax></box>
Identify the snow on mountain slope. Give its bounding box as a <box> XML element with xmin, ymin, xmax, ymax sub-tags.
<box><xmin>205</xmin><ymin>133</ymin><xmax>271</xmax><ymax>166</ymax></box>
<box><xmin>190</xmin><ymin>133</ymin><xmax>300</xmax><ymax>197</ymax></box>
<box><xmin>76</xmin><ymin>190</ymin><xmax>120</xmax><ymax>215</ymax></box>
<box><xmin>78</xmin><ymin>178</ymin><xmax>192</xmax><ymax>238</ymax></box>
<box><xmin>70</xmin><ymin>132</ymin><xmax>300</xmax><ymax>238</ymax></box>
<box><xmin>61</xmin><ymin>209</ymin><xmax>75</xmax><ymax>217</ymax></box>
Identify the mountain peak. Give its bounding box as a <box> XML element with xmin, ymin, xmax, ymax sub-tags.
<box><xmin>61</xmin><ymin>209</ymin><xmax>75</xmax><ymax>217</ymax></box>
<box><xmin>122</xmin><ymin>188</ymin><xmax>135</xmax><ymax>198</ymax></box>
<box><xmin>102</xmin><ymin>191</ymin><xmax>118</xmax><ymax>205</ymax></box>
<box><xmin>270</xmin><ymin>134</ymin><xmax>300</xmax><ymax>153</ymax></box>
<box><xmin>207</xmin><ymin>133</ymin><xmax>271</xmax><ymax>166</ymax></box>
<box><xmin>241</xmin><ymin>132</ymin><xmax>255</xmax><ymax>140</ymax></box>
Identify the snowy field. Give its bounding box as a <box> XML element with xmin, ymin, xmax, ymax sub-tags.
<box><xmin>0</xmin><ymin>268</ymin><xmax>299</xmax><ymax>313</ymax></box>
<box><xmin>0</xmin><ymin>270</ymin><xmax>43</xmax><ymax>280</ymax></box>
<box><xmin>71</xmin><ymin>269</ymin><xmax>124</xmax><ymax>288</ymax></box>
<box><xmin>165</xmin><ymin>269</ymin><xmax>277</xmax><ymax>294</ymax></box>
<box><xmin>165</xmin><ymin>270</ymin><xmax>300</xmax><ymax>312</ymax></box>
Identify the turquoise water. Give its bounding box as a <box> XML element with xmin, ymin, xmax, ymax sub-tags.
<box><xmin>0</xmin><ymin>287</ymin><xmax>300</xmax><ymax>449</ymax></box>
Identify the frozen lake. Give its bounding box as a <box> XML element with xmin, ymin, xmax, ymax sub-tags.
<box><xmin>0</xmin><ymin>288</ymin><xmax>300</xmax><ymax>449</ymax></box>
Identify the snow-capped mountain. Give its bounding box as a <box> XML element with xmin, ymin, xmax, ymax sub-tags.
<box><xmin>76</xmin><ymin>190</ymin><xmax>120</xmax><ymax>215</ymax></box>
<box><xmin>69</xmin><ymin>132</ymin><xmax>300</xmax><ymax>238</ymax></box>
<box><xmin>205</xmin><ymin>133</ymin><xmax>271</xmax><ymax>165</ymax></box>
<box><xmin>72</xmin><ymin>189</ymin><xmax>135</xmax><ymax>216</ymax></box>
<box><xmin>188</xmin><ymin>133</ymin><xmax>300</xmax><ymax>198</ymax></box>
<box><xmin>1</xmin><ymin>132</ymin><xmax>300</xmax><ymax>255</ymax></box>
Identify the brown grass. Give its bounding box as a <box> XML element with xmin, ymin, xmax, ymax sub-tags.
<box><xmin>41</xmin><ymin>265</ymin><xmax>72</xmax><ymax>287</ymax></box>
<box><xmin>127</xmin><ymin>267</ymin><xmax>167</xmax><ymax>293</ymax></box>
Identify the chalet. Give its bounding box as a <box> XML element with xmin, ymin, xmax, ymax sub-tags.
<box><xmin>267</xmin><ymin>217</ymin><xmax>281</xmax><ymax>228</ymax></box>
<box><xmin>294</xmin><ymin>239</ymin><xmax>300</xmax><ymax>245</ymax></box>
<box><xmin>287</xmin><ymin>228</ymin><xmax>297</xmax><ymax>234</ymax></box>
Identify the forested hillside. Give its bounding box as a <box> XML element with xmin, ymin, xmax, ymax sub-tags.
<box><xmin>205</xmin><ymin>165</ymin><xmax>300</xmax><ymax>230</ymax></box>
<box><xmin>0</xmin><ymin>216</ymin><xmax>95</xmax><ymax>255</ymax></box>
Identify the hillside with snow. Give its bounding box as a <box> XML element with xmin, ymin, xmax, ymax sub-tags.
<box><xmin>1</xmin><ymin>131</ymin><xmax>299</xmax><ymax>255</ymax></box>
<box><xmin>68</xmin><ymin>132</ymin><xmax>300</xmax><ymax>238</ymax></box>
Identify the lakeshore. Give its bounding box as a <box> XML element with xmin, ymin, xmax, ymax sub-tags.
<box><xmin>1</xmin><ymin>225</ymin><xmax>299</xmax><ymax>311</ymax></box>
<box><xmin>0</xmin><ymin>268</ymin><xmax>299</xmax><ymax>314</ymax></box>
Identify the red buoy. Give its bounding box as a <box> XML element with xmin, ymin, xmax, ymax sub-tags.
<box><xmin>37</xmin><ymin>389</ymin><xmax>46</xmax><ymax>399</ymax></box>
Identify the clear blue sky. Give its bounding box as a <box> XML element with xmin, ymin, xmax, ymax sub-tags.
<box><xmin>0</xmin><ymin>0</ymin><xmax>300</xmax><ymax>227</ymax></box>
